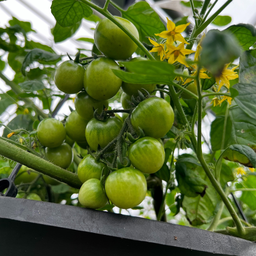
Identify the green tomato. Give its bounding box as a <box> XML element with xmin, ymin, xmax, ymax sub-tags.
<box><xmin>37</xmin><ymin>118</ymin><xmax>66</xmax><ymax>148</ymax></box>
<box><xmin>121</xmin><ymin>91</ymin><xmax>133</xmax><ymax>109</ymax></box>
<box><xmin>84</xmin><ymin>57</ymin><xmax>122</xmax><ymax>101</ymax></box>
<box><xmin>94</xmin><ymin>16</ymin><xmax>139</xmax><ymax>60</ymax></box>
<box><xmin>181</xmin><ymin>82</ymin><xmax>198</xmax><ymax>99</ymax></box>
<box><xmin>45</xmin><ymin>143</ymin><xmax>73</xmax><ymax>169</ymax></box>
<box><xmin>74</xmin><ymin>91</ymin><xmax>108</xmax><ymax>121</ymax></box>
<box><xmin>121</xmin><ymin>57</ymin><xmax>156</xmax><ymax>96</ymax></box>
<box><xmin>65</xmin><ymin>110</ymin><xmax>88</xmax><ymax>142</ymax></box>
<box><xmin>54</xmin><ymin>60</ymin><xmax>84</xmax><ymax>94</ymax></box>
<box><xmin>105</xmin><ymin>167</ymin><xmax>147</xmax><ymax>209</ymax></box>
<box><xmin>15</xmin><ymin>166</ymin><xmax>39</xmax><ymax>185</ymax></box>
<box><xmin>65</xmin><ymin>134</ymin><xmax>75</xmax><ymax>147</ymax></box>
<box><xmin>128</xmin><ymin>137</ymin><xmax>165</xmax><ymax>174</ymax></box>
<box><xmin>78</xmin><ymin>178</ymin><xmax>108</xmax><ymax>209</ymax></box>
<box><xmin>78</xmin><ymin>154</ymin><xmax>106</xmax><ymax>183</ymax></box>
<box><xmin>26</xmin><ymin>193</ymin><xmax>42</xmax><ymax>201</ymax></box>
<box><xmin>86</xmin><ymin>116</ymin><xmax>123</xmax><ymax>151</ymax></box>
<box><xmin>131</xmin><ymin>97</ymin><xmax>174</xmax><ymax>139</ymax></box>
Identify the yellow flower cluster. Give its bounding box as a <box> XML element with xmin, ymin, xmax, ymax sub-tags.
<box><xmin>149</xmin><ymin>18</ymin><xmax>239</xmax><ymax>106</ymax></box>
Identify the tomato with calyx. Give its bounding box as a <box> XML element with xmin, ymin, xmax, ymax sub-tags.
<box><xmin>181</xmin><ymin>82</ymin><xmax>198</xmax><ymax>99</ymax></box>
<box><xmin>78</xmin><ymin>178</ymin><xmax>108</xmax><ymax>209</ymax></box>
<box><xmin>75</xmin><ymin>91</ymin><xmax>108</xmax><ymax>122</ymax></box>
<box><xmin>105</xmin><ymin>167</ymin><xmax>147</xmax><ymax>209</ymax></box>
<box><xmin>54</xmin><ymin>60</ymin><xmax>84</xmax><ymax>94</ymax></box>
<box><xmin>130</xmin><ymin>97</ymin><xmax>174</xmax><ymax>139</ymax></box>
<box><xmin>84</xmin><ymin>57</ymin><xmax>122</xmax><ymax>101</ymax></box>
<box><xmin>78</xmin><ymin>154</ymin><xmax>106</xmax><ymax>183</ymax></box>
<box><xmin>86</xmin><ymin>116</ymin><xmax>123</xmax><ymax>151</ymax></box>
<box><xmin>128</xmin><ymin>137</ymin><xmax>165</xmax><ymax>174</ymax></box>
<box><xmin>122</xmin><ymin>57</ymin><xmax>156</xmax><ymax>97</ymax></box>
<box><xmin>94</xmin><ymin>16</ymin><xmax>139</xmax><ymax>60</ymax></box>
<box><xmin>45</xmin><ymin>143</ymin><xmax>73</xmax><ymax>169</ymax></box>
<box><xmin>65</xmin><ymin>110</ymin><xmax>88</xmax><ymax>143</ymax></box>
<box><xmin>37</xmin><ymin>118</ymin><xmax>66</xmax><ymax>148</ymax></box>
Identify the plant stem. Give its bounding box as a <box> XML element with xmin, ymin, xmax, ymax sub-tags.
<box><xmin>0</xmin><ymin>72</ymin><xmax>48</xmax><ymax>119</ymax></box>
<box><xmin>189</xmin><ymin>0</ymin><xmax>198</xmax><ymax>27</ymax></box>
<box><xmin>202</xmin><ymin>0</ymin><xmax>218</xmax><ymax>22</ymax></box>
<box><xmin>200</xmin><ymin>0</ymin><xmax>211</xmax><ymax>18</ymax></box>
<box><xmin>103</xmin><ymin>0</ymin><xmax>111</xmax><ymax>11</ymax></box>
<box><xmin>217</xmin><ymin>217</ymin><xmax>252</xmax><ymax>227</ymax></box>
<box><xmin>0</xmin><ymin>139</ymin><xmax>82</xmax><ymax>189</ymax></box>
<box><xmin>170</xmin><ymin>80</ymin><xmax>199</xmax><ymax>100</ymax></box>
<box><xmin>208</xmin><ymin>201</ymin><xmax>225</xmax><ymax>231</ymax></box>
<box><xmin>81</xmin><ymin>0</ymin><xmax>154</xmax><ymax>60</ymax></box>
<box><xmin>221</xmin><ymin>104</ymin><xmax>229</xmax><ymax>150</ymax></box>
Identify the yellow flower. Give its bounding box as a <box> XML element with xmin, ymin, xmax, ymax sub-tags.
<box><xmin>148</xmin><ymin>38</ymin><xmax>166</xmax><ymax>61</ymax></box>
<box><xmin>23</xmin><ymin>108</ymin><xmax>29</xmax><ymax>114</ymax></box>
<box><xmin>249</xmin><ymin>168</ymin><xmax>255</xmax><ymax>172</ymax></box>
<box><xmin>211</xmin><ymin>97</ymin><xmax>220</xmax><ymax>107</ymax></box>
<box><xmin>156</xmin><ymin>18</ymin><xmax>190</xmax><ymax>45</ymax></box>
<box><xmin>166</xmin><ymin>43</ymin><xmax>194</xmax><ymax>67</ymax></box>
<box><xmin>215</xmin><ymin>64</ymin><xmax>239</xmax><ymax>92</ymax></box>
<box><xmin>212</xmin><ymin>96</ymin><xmax>232</xmax><ymax>106</ymax></box>
<box><xmin>183</xmin><ymin>65</ymin><xmax>210</xmax><ymax>85</ymax></box>
<box><xmin>235</xmin><ymin>167</ymin><xmax>246</xmax><ymax>176</ymax></box>
<box><xmin>194</xmin><ymin>34</ymin><xmax>205</xmax><ymax>61</ymax></box>
<box><xmin>7</xmin><ymin>132</ymin><xmax>15</xmax><ymax>138</ymax></box>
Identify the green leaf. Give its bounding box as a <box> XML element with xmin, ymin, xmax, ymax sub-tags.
<box><xmin>51</xmin><ymin>183</ymin><xmax>70</xmax><ymax>194</ymax></box>
<box><xmin>52</xmin><ymin>21</ymin><xmax>81</xmax><ymax>43</ymax></box>
<box><xmin>225</xmin><ymin>24</ymin><xmax>256</xmax><ymax>51</ymax></box>
<box><xmin>3</xmin><ymin>114</ymin><xmax>34</xmax><ymax>139</ymax></box>
<box><xmin>19</xmin><ymin>80</ymin><xmax>45</xmax><ymax>92</ymax></box>
<box><xmin>239</xmin><ymin>50</ymin><xmax>256</xmax><ymax>85</ymax></box>
<box><xmin>84</xmin><ymin>14</ymin><xmax>101</xmax><ymax>23</ymax></box>
<box><xmin>240</xmin><ymin>175</ymin><xmax>256</xmax><ymax>210</ymax></box>
<box><xmin>0</xmin><ymin>38</ymin><xmax>19</xmax><ymax>52</ymax></box>
<box><xmin>9</xmin><ymin>17</ymin><xmax>35</xmax><ymax>34</ymax></box>
<box><xmin>201</xmin><ymin>30</ymin><xmax>242</xmax><ymax>76</ymax></box>
<box><xmin>174</xmin><ymin>16</ymin><xmax>189</xmax><ymax>27</ymax></box>
<box><xmin>25</xmin><ymin>40</ymin><xmax>55</xmax><ymax>53</ymax></box>
<box><xmin>122</xmin><ymin>2</ymin><xmax>166</xmax><ymax>43</ymax></box>
<box><xmin>155</xmin><ymin>164</ymin><xmax>170</xmax><ymax>183</ymax></box>
<box><xmin>113</xmin><ymin>60</ymin><xmax>175</xmax><ymax>84</ymax></box>
<box><xmin>212</xmin><ymin>15</ymin><xmax>232</xmax><ymax>26</ymax></box>
<box><xmin>210</xmin><ymin>106</ymin><xmax>256</xmax><ymax>151</ymax></box>
<box><xmin>51</xmin><ymin>0</ymin><xmax>92</xmax><ymax>27</ymax></box>
<box><xmin>76</xmin><ymin>37</ymin><xmax>94</xmax><ymax>44</ymax></box>
<box><xmin>0</xmin><ymin>92</ymin><xmax>15</xmax><ymax>115</ymax></box>
<box><xmin>0</xmin><ymin>59</ymin><xmax>5</xmax><ymax>71</ymax></box>
<box><xmin>21</xmin><ymin>48</ymin><xmax>61</xmax><ymax>76</ymax></box>
<box><xmin>181</xmin><ymin>0</ymin><xmax>203</xmax><ymax>8</ymax></box>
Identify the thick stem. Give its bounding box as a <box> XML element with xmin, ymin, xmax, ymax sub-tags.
<box><xmin>0</xmin><ymin>72</ymin><xmax>48</xmax><ymax>119</ymax></box>
<box><xmin>81</xmin><ymin>0</ymin><xmax>154</xmax><ymax>60</ymax></box>
<box><xmin>0</xmin><ymin>139</ymin><xmax>82</xmax><ymax>189</ymax></box>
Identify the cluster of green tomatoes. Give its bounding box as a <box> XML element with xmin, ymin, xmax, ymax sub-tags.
<box><xmin>36</xmin><ymin>16</ymin><xmax>175</xmax><ymax>210</ymax></box>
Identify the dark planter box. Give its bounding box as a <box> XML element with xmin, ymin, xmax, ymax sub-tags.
<box><xmin>0</xmin><ymin>197</ymin><xmax>255</xmax><ymax>256</ymax></box>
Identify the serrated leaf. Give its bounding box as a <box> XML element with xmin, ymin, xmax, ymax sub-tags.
<box><xmin>225</xmin><ymin>24</ymin><xmax>256</xmax><ymax>51</ymax></box>
<box><xmin>51</xmin><ymin>0</ymin><xmax>92</xmax><ymax>27</ymax></box>
<box><xmin>212</xmin><ymin>15</ymin><xmax>232</xmax><ymax>27</ymax></box>
<box><xmin>52</xmin><ymin>21</ymin><xmax>81</xmax><ymax>43</ymax></box>
<box><xmin>122</xmin><ymin>2</ymin><xmax>166</xmax><ymax>43</ymax></box>
<box><xmin>21</xmin><ymin>48</ymin><xmax>61</xmax><ymax>76</ymax></box>
<box><xmin>19</xmin><ymin>80</ymin><xmax>45</xmax><ymax>92</ymax></box>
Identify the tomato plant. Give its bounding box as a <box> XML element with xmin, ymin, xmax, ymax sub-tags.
<box><xmin>128</xmin><ymin>137</ymin><xmax>165</xmax><ymax>174</ymax></box>
<box><xmin>45</xmin><ymin>143</ymin><xmax>73</xmax><ymax>169</ymax></box>
<box><xmin>78</xmin><ymin>178</ymin><xmax>108</xmax><ymax>209</ymax></box>
<box><xmin>84</xmin><ymin>57</ymin><xmax>122</xmax><ymax>101</ymax></box>
<box><xmin>15</xmin><ymin>166</ymin><xmax>39</xmax><ymax>185</ymax></box>
<box><xmin>94</xmin><ymin>16</ymin><xmax>139</xmax><ymax>60</ymax></box>
<box><xmin>105</xmin><ymin>167</ymin><xmax>147</xmax><ymax>209</ymax></box>
<box><xmin>37</xmin><ymin>118</ymin><xmax>66</xmax><ymax>148</ymax></box>
<box><xmin>54</xmin><ymin>60</ymin><xmax>85</xmax><ymax>94</ymax></box>
<box><xmin>130</xmin><ymin>97</ymin><xmax>174</xmax><ymax>139</ymax></box>
<box><xmin>77</xmin><ymin>154</ymin><xmax>106</xmax><ymax>183</ymax></box>
<box><xmin>86</xmin><ymin>116</ymin><xmax>123</xmax><ymax>151</ymax></box>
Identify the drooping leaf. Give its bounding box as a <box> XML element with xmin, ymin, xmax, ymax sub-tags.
<box><xmin>51</xmin><ymin>0</ymin><xmax>92</xmax><ymax>27</ymax></box>
<box><xmin>210</xmin><ymin>106</ymin><xmax>256</xmax><ymax>151</ymax></box>
<box><xmin>19</xmin><ymin>80</ymin><xmax>45</xmax><ymax>92</ymax></box>
<box><xmin>52</xmin><ymin>21</ymin><xmax>81</xmax><ymax>43</ymax></box>
<box><xmin>122</xmin><ymin>2</ymin><xmax>166</xmax><ymax>43</ymax></box>
<box><xmin>225</xmin><ymin>24</ymin><xmax>256</xmax><ymax>51</ymax></box>
<box><xmin>21</xmin><ymin>48</ymin><xmax>61</xmax><ymax>76</ymax></box>
<box><xmin>113</xmin><ymin>60</ymin><xmax>175</xmax><ymax>84</ymax></box>
<box><xmin>212</xmin><ymin>15</ymin><xmax>232</xmax><ymax>27</ymax></box>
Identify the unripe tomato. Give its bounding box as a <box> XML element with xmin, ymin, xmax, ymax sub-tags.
<box><xmin>78</xmin><ymin>178</ymin><xmax>108</xmax><ymax>209</ymax></box>
<box><xmin>128</xmin><ymin>137</ymin><xmax>165</xmax><ymax>174</ymax></box>
<box><xmin>15</xmin><ymin>166</ymin><xmax>39</xmax><ymax>185</ymax></box>
<box><xmin>86</xmin><ymin>116</ymin><xmax>123</xmax><ymax>151</ymax></box>
<box><xmin>78</xmin><ymin>154</ymin><xmax>106</xmax><ymax>183</ymax></box>
<box><xmin>37</xmin><ymin>118</ymin><xmax>66</xmax><ymax>148</ymax></box>
<box><xmin>94</xmin><ymin>16</ymin><xmax>139</xmax><ymax>60</ymax></box>
<box><xmin>121</xmin><ymin>91</ymin><xmax>133</xmax><ymax>109</ymax></box>
<box><xmin>74</xmin><ymin>91</ymin><xmax>108</xmax><ymax>121</ymax></box>
<box><xmin>45</xmin><ymin>143</ymin><xmax>73</xmax><ymax>169</ymax></box>
<box><xmin>122</xmin><ymin>57</ymin><xmax>156</xmax><ymax>96</ymax></box>
<box><xmin>65</xmin><ymin>110</ymin><xmax>88</xmax><ymax>142</ymax></box>
<box><xmin>105</xmin><ymin>167</ymin><xmax>147</xmax><ymax>209</ymax></box>
<box><xmin>84</xmin><ymin>57</ymin><xmax>122</xmax><ymax>101</ymax></box>
<box><xmin>131</xmin><ymin>97</ymin><xmax>174</xmax><ymax>139</ymax></box>
<box><xmin>16</xmin><ymin>192</ymin><xmax>42</xmax><ymax>201</ymax></box>
<box><xmin>181</xmin><ymin>82</ymin><xmax>198</xmax><ymax>99</ymax></box>
<box><xmin>54</xmin><ymin>60</ymin><xmax>84</xmax><ymax>94</ymax></box>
